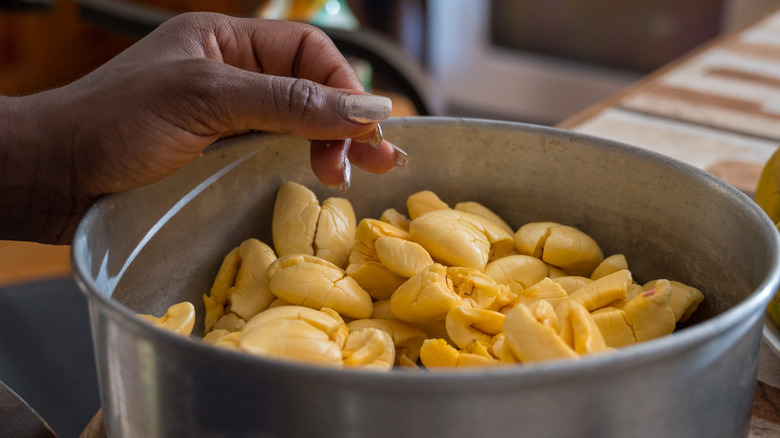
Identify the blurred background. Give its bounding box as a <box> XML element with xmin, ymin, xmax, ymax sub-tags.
<box><xmin>2</xmin><ymin>1</ymin><xmax>780</xmax><ymax>436</ymax></box>
<box><xmin>2</xmin><ymin>0</ymin><xmax>780</xmax><ymax>125</ymax></box>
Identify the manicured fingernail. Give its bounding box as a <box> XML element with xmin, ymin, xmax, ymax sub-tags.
<box><xmin>393</xmin><ymin>143</ymin><xmax>408</xmax><ymax>167</ymax></box>
<box><xmin>367</xmin><ymin>125</ymin><xmax>383</xmax><ymax>148</ymax></box>
<box><xmin>339</xmin><ymin>157</ymin><xmax>351</xmax><ymax>193</ymax></box>
<box><xmin>344</xmin><ymin>94</ymin><xmax>392</xmax><ymax>123</ymax></box>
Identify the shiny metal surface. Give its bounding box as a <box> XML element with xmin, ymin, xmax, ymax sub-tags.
<box><xmin>72</xmin><ymin>117</ymin><xmax>780</xmax><ymax>438</ymax></box>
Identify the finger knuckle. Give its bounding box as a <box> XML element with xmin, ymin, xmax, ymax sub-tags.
<box><xmin>282</xmin><ymin>78</ymin><xmax>325</xmax><ymax>120</ymax></box>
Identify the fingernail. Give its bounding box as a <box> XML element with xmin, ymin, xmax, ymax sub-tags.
<box><xmin>344</xmin><ymin>94</ymin><xmax>392</xmax><ymax>124</ymax></box>
<box><xmin>339</xmin><ymin>156</ymin><xmax>351</xmax><ymax>193</ymax></box>
<box><xmin>367</xmin><ymin>125</ymin><xmax>383</xmax><ymax>149</ymax></box>
<box><xmin>393</xmin><ymin>143</ymin><xmax>408</xmax><ymax>167</ymax></box>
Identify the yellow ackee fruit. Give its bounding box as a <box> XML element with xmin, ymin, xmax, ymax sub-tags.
<box><xmin>188</xmin><ymin>181</ymin><xmax>711</xmax><ymax>370</ymax></box>
<box><xmin>137</xmin><ymin>302</ymin><xmax>196</xmax><ymax>336</ymax></box>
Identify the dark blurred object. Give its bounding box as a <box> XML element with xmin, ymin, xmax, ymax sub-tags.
<box><xmin>127</xmin><ymin>0</ymin><xmax>258</xmax><ymax>13</ymax></box>
<box><xmin>77</xmin><ymin>0</ymin><xmax>173</xmax><ymax>35</ymax></box>
<box><xmin>349</xmin><ymin>0</ymin><xmax>427</xmax><ymax>67</ymax></box>
<box><xmin>0</xmin><ymin>381</ymin><xmax>56</xmax><ymax>438</ymax></box>
<box><xmin>490</xmin><ymin>0</ymin><xmax>724</xmax><ymax>73</ymax></box>
<box><xmin>77</xmin><ymin>0</ymin><xmax>261</xmax><ymax>35</ymax></box>
<box><xmin>0</xmin><ymin>0</ymin><xmax>53</xmax><ymax>12</ymax></box>
<box><xmin>0</xmin><ymin>278</ymin><xmax>99</xmax><ymax>438</ymax></box>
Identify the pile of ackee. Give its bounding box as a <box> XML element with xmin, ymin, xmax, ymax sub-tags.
<box><xmin>139</xmin><ymin>181</ymin><xmax>705</xmax><ymax>371</ymax></box>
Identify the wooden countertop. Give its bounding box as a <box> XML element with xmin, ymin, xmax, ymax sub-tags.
<box><xmin>0</xmin><ymin>241</ymin><xmax>71</xmax><ymax>288</ymax></box>
<box><xmin>558</xmin><ymin>7</ymin><xmax>780</xmax><ymax>196</ymax></box>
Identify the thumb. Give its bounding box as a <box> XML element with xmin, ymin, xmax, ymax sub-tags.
<box><xmin>201</xmin><ymin>65</ymin><xmax>392</xmax><ymax>140</ymax></box>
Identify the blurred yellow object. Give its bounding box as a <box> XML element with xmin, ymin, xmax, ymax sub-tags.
<box><xmin>755</xmin><ymin>146</ymin><xmax>780</xmax><ymax>224</ymax></box>
<box><xmin>769</xmin><ymin>286</ymin><xmax>780</xmax><ymax>327</ymax></box>
<box><xmin>766</xmin><ymin>222</ymin><xmax>780</xmax><ymax>327</ymax></box>
<box><xmin>755</xmin><ymin>147</ymin><xmax>780</xmax><ymax>326</ymax></box>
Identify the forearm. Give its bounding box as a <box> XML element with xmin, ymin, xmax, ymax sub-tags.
<box><xmin>0</xmin><ymin>94</ymin><xmax>81</xmax><ymax>244</ymax></box>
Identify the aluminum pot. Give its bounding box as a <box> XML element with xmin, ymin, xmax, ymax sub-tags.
<box><xmin>72</xmin><ymin>117</ymin><xmax>780</xmax><ymax>438</ymax></box>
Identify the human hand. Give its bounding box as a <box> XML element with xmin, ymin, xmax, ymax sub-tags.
<box><xmin>1</xmin><ymin>12</ymin><xmax>405</xmax><ymax>243</ymax></box>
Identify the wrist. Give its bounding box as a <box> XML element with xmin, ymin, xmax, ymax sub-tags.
<box><xmin>0</xmin><ymin>94</ymin><xmax>83</xmax><ymax>244</ymax></box>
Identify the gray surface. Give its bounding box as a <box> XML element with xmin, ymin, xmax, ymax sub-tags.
<box><xmin>0</xmin><ymin>278</ymin><xmax>100</xmax><ymax>438</ymax></box>
<box><xmin>72</xmin><ymin>117</ymin><xmax>780</xmax><ymax>437</ymax></box>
